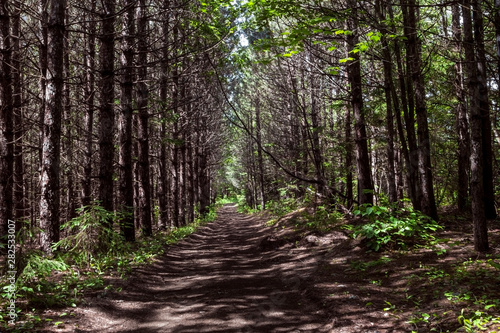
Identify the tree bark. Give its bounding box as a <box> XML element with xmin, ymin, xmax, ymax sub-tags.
<box><xmin>82</xmin><ymin>0</ymin><xmax>96</xmax><ymax>207</ymax></box>
<box><xmin>38</xmin><ymin>0</ymin><xmax>48</xmax><ymax>164</ymax></box>
<box><xmin>180</xmin><ymin>80</ymin><xmax>187</xmax><ymax>225</ymax></box>
<box><xmin>344</xmin><ymin>105</ymin><xmax>354</xmax><ymax>208</ymax></box>
<box><xmin>255</xmin><ymin>98</ymin><xmax>266</xmax><ymax>209</ymax></box>
<box><xmin>63</xmin><ymin>8</ymin><xmax>75</xmax><ymax>220</ymax></box>
<box><xmin>309</xmin><ymin>66</ymin><xmax>325</xmax><ymax>197</ymax></box>
<box><xmin>376</xmin><ymin>0</ymin><xmax>398</xmax><ymax>203</ymax></box>
<box><xmin>98</xmin><ymin>0</ymin><xmax>116</xmax><ymax>217</ymax></box>
<box><xmin>347</xmin><ymin>1</ymin><xmax>373</xmax><ymax>205</ymax></box>
<box><xmin>404</xmin><ymin>0</ymin><xmax>438</xmax><ymax>220</ymax></box>
<box><xmin>472</xmin><ymin>0</ymin><xmax>496</xmax><ymax>219</ymax></box>
<box><xmin>39</xmin><ymin>0</ymin><xmax>65</xmax><ymax>254</ymax></box>
<box><xmin>199</xmin><ymin>148</ymin><xmax>210</xmax><ymax>215</ymax></box>
<box><xmin>462</xmin><ymin>0</ymin><xmax>489</xmax><ymax>252</ymax></box>
<box><xmin>12</xmin><ymin>0</ymin><xmax>24</xmax><ymax>223</ymax></box>
<box><xmin>391</xmin><ymin>3</ymin><xmax>421</xmax><ymax>209</ymax></box>
<box><xmin>137</xmin><ymin>0</ymin><xmax>152</xmax><ymax>236</ymax></box>
<box><xmin>118</xmin><ymin>0</ymin><xmax>135</xmax><ymax>241</ymax></box>
<box><xmin>172</xmin><ymin>21</ymin><xmax>180</xmax><ymax>227</ymax></box>
<box><xmin>496</xmin><ymin>0</ymin><xmax>500</xmax><ymax>87</ymax></box>
<box><xmin>0</xmin><ymin>0</ymin><xmax>14</xmax><ymax>239</ymax></box>
<box><xmin>158</xmin><ymin>3</ymin><xmax>170</xmax><ymax>229</ymax></box>
<box><xmin>452</xmin><ymin>3</ymin><xmax>470</xmax><ymax>212</ymax></box>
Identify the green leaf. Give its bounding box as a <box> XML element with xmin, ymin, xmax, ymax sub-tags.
<box><xmin>339</xmin><ymin>57</ymin><xmax>353</xmax><ymax>63</ymax></box>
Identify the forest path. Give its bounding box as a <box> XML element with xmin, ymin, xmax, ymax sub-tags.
<box><xmin>65</xmin><ymin>204</ymin><xmax>335</xmax><ymax>333</ymax></box>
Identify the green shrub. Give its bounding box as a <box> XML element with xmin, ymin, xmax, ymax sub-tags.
<box><xmin>298</xmin><ymin>205</ymin><xmax>343</xmax><ymax>232</ymax></box>
<box><xmin>53</xmin><ymin>203</ymin><xmax>128</xmax><ymax>266</ymax></box>
<box><xmin>266</xmin><ymin>198</ymin><xmax>298</xmax><ymax>217</ymax></box>
<box><xmin>18</xmin><ymin>251</ymin><xmax>69</xmax><ymax>283</ymax></box>
<box><xmin>351</xmin><ymin>202</ymin><xmax>442</xmax><ymax>251</ymax></box>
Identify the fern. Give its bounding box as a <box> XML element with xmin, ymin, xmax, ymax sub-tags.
<box><xmin>53</xmin><ymin>203</ymin><xmax>127</xmax><ymax>266</ymax></box>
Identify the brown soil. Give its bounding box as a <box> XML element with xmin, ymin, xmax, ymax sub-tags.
<box><xmin>33</xmin><ymin>204</ymin><xmax>500</xmax><ymax>333</ymax></box>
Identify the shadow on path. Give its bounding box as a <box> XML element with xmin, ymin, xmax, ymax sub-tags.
<box><xmin>70</xmin><ymin>205</ymin><xmax>332</xmax><ymax>333</ymax></box>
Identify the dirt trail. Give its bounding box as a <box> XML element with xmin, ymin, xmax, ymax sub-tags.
<box><xmin>35</xmin><ymin>204</ymin><xmax>500</xmax><ymax>333</ymax></box>
<box><xmin>57</xmin><ymin>204</ymin><xmax>337</xmax><ymax>333</ymax></box>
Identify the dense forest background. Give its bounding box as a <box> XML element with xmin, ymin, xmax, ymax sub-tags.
<box><xmin>0</xmin><ymin>0</ymin><xmax>499</xmax><ymax>256</ymax></box>
<box><xmin>2</xmin><ymin>0</ymin><xmax>500</xmax><ymax>331</ymax></box>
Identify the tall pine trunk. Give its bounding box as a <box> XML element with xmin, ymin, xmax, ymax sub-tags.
<box><xmin>38</xmin><ymin>0</ymin><xmax>47</xmax><ymax>165</ymax></box>
<box><xmin>118</xmin><ymin>0</ymin><xmax>135</xmax><ymax>241</ymax></box>
<box><xmin>472</xmin><ymin>0</ymin><xmax>496</xmax><ymax>220</ymax></box>
<box><xmin>255</xmin><ymin>98</ymin><xmax>266</xmax><ymax>209</ymax></box>
<box><xmin>63</xmin><ymin>9</ymin><xmax>75</xmax><ymax>220</ymax></box>
<box><xmin>158</xmin><ymin>3</ymin><xmax>170</xmax><ymax>229</ymax></box>
<box><xmin>452</xmin><ymin>3</ymin><xmax>470</xmax><ymax>212</ymax></box>
<box><xmin>0</xmin><ymin>0</ymin><xmax>14</xmax><ymax>240</ymax></box>
<box><xmin>344</xmin><ymin>105</ymin><xmax>354</xmax><ymax>208</ymax></box>
<box><xmin>172</xmin><ymin>21</ymin><xmax>180</xmax><ymax>227</ymax></box>
<box><xmin>390</xmin><ymin>4</ymin><xmax>421</xmax><ymax>209</ymax></box>
<box><xmin>404</xmin><ymin>0</ymin><xmax>438</xmax><ymax>220</ymax></box>
<box><xmin>462</xmin><ymin>0</ymin><xmax>489</xmax><ymax>252</ymax></box>
<box><xmin>12</xmin><ymin>0</ymin><xmax>24</xmax><ymax>223</ymax></box>
<box><xmin>98</xmin><ymin>0</ymin><xmax>116</xmax><ymax>217</ymax></box>
<box><xmin>137</xmin><ymin>0</ymin><xmax>152</xmax><ymax>235</ymax></box>
<box><xmin>39</xmin><ymin>0</ymin><xmax>65</xmax><ymax>254</ymax></box>
<box><xmin>82</xmin><ymin>0</ymin><xmax>96</xmax><ymax>207</ymax></box>
<box><xmin>376</xmin><ymin>0</ymin><xmax>398</xmax><ymax>203</ymax></box>
<box><xmin>347</xmin><ymin>1</ymin><xmax>373</xmax><ymax>205</ymax></box>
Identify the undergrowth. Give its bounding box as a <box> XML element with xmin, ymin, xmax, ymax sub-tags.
<box><xmin>0</xmin><ymin>202</ymin><xmax>219</xmax><ymax>332</ymax></box>
<box><xmin>297</xmin><ymin>204</ymin><xmax>344</xmax><ymax>233</ymax></box>
<box><xmin>346</xmin><ymin>200</ymin><xmax>442</xmax><ymax>251</ymax></box>
<box><xmin>405</xmin><ymin>255</ymin><xmax>500</xmax><ymax>332</ymax></box>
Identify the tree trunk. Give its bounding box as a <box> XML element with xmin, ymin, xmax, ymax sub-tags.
<box><xmin>158</xmin><ymin>4</ymin><xmax>170</xmax><ymax>229</ymax></box>
<box><xmin>377</xmin><ymin>0</ymin><xmax>397</xmax><ymax>203</ymax></box>
<box><xmin>38</xmin><ymin>0</ymin><xmax>48</xmax><ymax>164</ymax></box>
<box><xmin>309</xmin><ymin>68</ymin><xmax>325</xmax><ymax>196</ymax></box>
<box><xmin>452</xmin><ymin>3</ymin><xmax>470</xmax><ymax>212</ymax></box>
<box><xmin>347</xmin><ymin>1</ymin><xmax>373</xmax><ymax>205</ymax></box>
<box><xmin>98</xmin><ymin>0</ymin><xmax>116</xmax><ymax>217</ymax></box>
<box><xmin>404</xmin><ymin>0</ymin><xmax>438</xmax><ymax>220</ymax></box>
<box><xmin>187</xmin><ymin>130</ymin><xmax>195</xmax><ymax>223</ymax></box>
<box><xmin>462</xmin><ymin>0</ymin><xmax>489</xmax><ymax>252</ymax></box>
<box><xmin>180</xmin><ymin>80</ymin><xmax>187</xmax><ymax>225</ymax></box>
<box><xmin>118</xmin><ymin>0</ymin><xmax>135</xmax><ymax>241</ymax></box>
<box><xmin>0</xmin><ymin>0</ymin><xmax>14</xmax><ymax>240</ymax></box>
<box><xmin>39</xmin><ymin>0</ymin><xmax>65</xmax><ymax>254</ymax></box>
<box><xmin>390</xmin><ymin>4</ymin><xmax>421</xmax><ymax>209</ymax></box>
<box><xmin>82</xmin><ymin>0</ymin><xmax>96</xmax><ymax>207</ymax></box>
<box><xmin>199</xmin><ymin>148</ymin><xmax>210</xmax><ymax>215</ymax></box>
<box><xmin>472</xmin><ymin>0</ymin><xmax>496</xmax><ymax>219</ymax></box>
<box><xmin>255</xmin><ymin>98</ymin><xmax>266</xmax><ymax>209</ymax></box>
<box><xmin>12</xmin><ymin>0</ymin><xmax>24</xmax><ymax>223</ymax></box>
<box><xmin>496</xmin><ymin>0</ymin><xmax>500</xmax><ymax>87</ymax></box>
<box><xmin>137</xmin><ymin>0</ymin><xmax>152</xmax><ymax>236</ymax></box>
<box><xmin>344</xmin><ymin>105</ymin><xmax>354</xmax><ymax>208</ymax></box>
<box><xmin>63</xmin><ymin>9</ymin><xmax>76</xmax><ymax>220</ymax></box>
<box><xmin>172</xmin><ymin>22</ymin><xmax>180</xmax><ymax>227</ymax></box>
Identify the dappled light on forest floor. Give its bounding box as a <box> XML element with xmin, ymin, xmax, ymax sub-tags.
<box><xmin>34</xmin><ymin>205</ymin><xmax>394</xmax><ymax>332</ymax></box>
<box><xmin>29</xmin><ymin>205</ymin><xmax>500</xmax><ymax>333</ymax></box>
